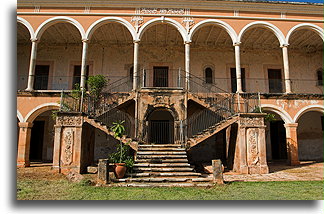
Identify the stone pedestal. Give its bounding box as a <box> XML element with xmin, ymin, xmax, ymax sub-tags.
<box><xmin>233</xmin><ymin>113</ymin><xmax>269</xmax><ymax>174</ymax></box>
<box><xmin>212</xmin><ymin>159</ymin><xmax>224</xmax><ymax>184</ymax></box>
<box><xmin>97</xmin><ymin>159</ymin><xmax>109</xmax><ymax>185</ymax></box>
<box><xmin>17</xmin><ymin>122</ymin><xmax>33</xmax><ymax>167</ymax></box>
<box><xmin>284</xmin><ymin>123</ymin><xmax>300</xmax><ymax>166</ymax></box>
<box><xmin>53</xmin><ymin>113</ymin><xmax>91</xmax><ymax>174</ymax></box>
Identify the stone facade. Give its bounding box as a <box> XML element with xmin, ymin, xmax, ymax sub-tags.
<box><xmin>17</xmin><ymin>0</ymin><xmax>323</xmax><ymax>174</ymax></box>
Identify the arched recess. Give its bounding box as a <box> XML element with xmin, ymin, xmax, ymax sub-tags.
<box><xmin>85</xmin><ymin>17</ymin><xmax>136</xmax><ymax>41</ymax></box>
<box><xmin>261</xmin><ymin>105</ymin><xmax>292</xmax><ymax>162</ymax></box>
<box><xmin>35</xmin><ymin>16</ymin><xmax>86</xmax><ymax>40</ymax></box>
<box><xmin>293</xmin><ymin>105</ymin><xmax>324</xmax><ymax>123</ymax></box>
<box><xmin>295</xmin><ymin>105</ymin><xmax>324</xmax><ymax>161</ymax></box>
<box><xmin>25</xmin><ymin>103</ymin><xmax>60</xmax><ymax>123</ymax></box>
<box><xmin>146</xmin><ymin>108</ymin><xmax>175</xmax><ymax>144</ymax></box>
<box><xmin>189</xmin><ymin>19</ymin><xmax>238</xmax><ymax>44</ymax></box>
<box><xmin>287</xmin><ymin>23</ymin><xmax>324</xmax><ymax>43</ymax></box>
<box><xmin>17</xmin><ymin>17</ymin><xmax>35</xmax><ymax>40</ymax></box>
<box><xmin>138</xmin><ymin>17</ymin><xmax>188</xmax><ymax>42</ymax></box>
<box><xmin>238</xmin><ymin>21</ymin><xmax>286</xmax><ymax>46</ymax></box>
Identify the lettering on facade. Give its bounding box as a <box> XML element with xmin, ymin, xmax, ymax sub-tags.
<box><xmin>138</xmin><ymin>8</ymin><xmax>186</xmax><ymax>15</ymax></box>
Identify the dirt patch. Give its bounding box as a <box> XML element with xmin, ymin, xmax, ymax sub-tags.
<box><xmin>17</xmin><ymin>163</ymin><xmax>66</xmax><ymax>181</ymax></box>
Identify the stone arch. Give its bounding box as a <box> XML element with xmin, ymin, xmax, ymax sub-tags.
<box><xmin>238</xmin><ymin>21</ymin><xmax>286</xmax><ymax>46</ymax></box>
<box><xmin>144</xmin><ymin>106</ymin><xmax>179</xmax><ymax>122</ymax></box>
<box><xmin>24</xmin><ymin>103</ymin><xmax>60</xmax><ymax>123</ymax></box>
<box><xmin>17</xmin><ymin>110</ymin><xmax>24</xmax><ymax>123</ymax></box>
<box><xmin>17</xmin><ymin>16</ymin><xmax>35</xmax><ymax>40</ymax></box>
<box><xmin>85</xmin><ymin>17</ymin><xmax>136</xmax><ymax>41</ymax></box>
<box><xmin>293</xmin><ymin>105</ymin><xmax>324</xmax><ymax>123</ymax></box>
<box><xmin>137</xmin><ymin>17</ymin><xmax>188</xmax><ymax>42</ymax></box>
<box><xmin>35</xmin><ymin>16</ymin><xmax>86</xmax><ymax>40</ymax></box>
<box><xmin>260</xmin><ymin>104</ymin><xmax>293</xmax><ymax>124</ymax></box>
<box><xmin>287</xmin><ymin>23</ymin><xmax>324</xmax><ymax>43</ymax></box>
<box><xmin>189</xmin><ymin>19</ymin><xmax>238</xmax><ymax>44</ymax></box>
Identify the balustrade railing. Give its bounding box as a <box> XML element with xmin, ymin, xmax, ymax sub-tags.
<box><xmin>140</xmin><ymin>68</ymin><xmax>186</xmax><ymax>89</ymax></box>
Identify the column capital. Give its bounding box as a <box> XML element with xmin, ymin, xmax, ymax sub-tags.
<box><xmin>18</xmin><ymin>122</ymin><xmax>33</xmax><ymax>128</ymax></box>
<box><xmin>133</xmin><ymin>39</ymin><xmax>140</xmax><ymax>44</ymax></box>
<box><xmin>233</xmin><ymin>42</ymin><xmax>241</xmax><ymax>46</ymax></box>
<box><xmin>30</xmin><ymin>38</ymin><xmax>39</xmax><ymax>43</ymax></box>
<box><xmin>82</xmin><ymin>39</ymin><xmax>89</xmax><ymax>43</ymax></box>
<box><xmin>184</xmin><ymin>40</ymin><xmax>191</xmax><ymax>45</ymax></box>
<box><xmin>280</xmin><ymin>43</ymin><xmax>289</xmax><ymax>48</ymax></box>
<box><xmin>284</xmin><ymin>123</ymin><xmax>298</xmax><ymax>128</ymax></box>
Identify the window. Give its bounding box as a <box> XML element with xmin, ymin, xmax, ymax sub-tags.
<box><xmin>317</xmin><ymin>68</ymin><xmax>323</xmax><ymax>86</ymax></box>
<box><xmin>34</xmin><ymin>65</ymin><xmax>49</xmax><ymax>90</ymax></box>
<box><xmin>205</xmin><ymin>67</ymin><xmax>213</xmax><ymax>84</ymax></box>
<box><xmin>268</xmin><ymin>69</ymin><xmax>283</xmax><ymax>93</ymax></box>
<box><xmin>72</xmin><ymin>65</ymin><xmax>89</xmax><ymax>89</ymax></box>
<box><xmin>230</xmin><ymin>68</ymin><xmax>246</xmax><ymax>93</ymax></box>
<box><xmin>129</xmin><ymin>66</ymin><xmax>134</xmax><ymax>82</ymax></box>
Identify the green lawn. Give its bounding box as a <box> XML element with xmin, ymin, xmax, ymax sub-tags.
<box><xmin>17</xmin><ymin>179</ymin><xmax>324</xmax><ymax>200</ymax></box>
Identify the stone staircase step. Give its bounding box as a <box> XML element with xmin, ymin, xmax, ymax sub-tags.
<box><xmin>133</xmin><ymin>163</ymin><xmax>191</xmax><ymax>167</ymax></box>
<box><xmin>114</xmin><ymin>177</ymin><xmax>212</xmax><ymax>183</ymax></box>
<box><xmin>138</xmin><ymin>144</ymin><xmax>182</xmax><ymax>148</ymax></box>
<box><xmin>135</xmin><ymin>159</ymin><xmax>189</xmax><ymax>163</ymax></box>
<box><xmin>126</xmin><ymin>172</ymin><xmax>202</xmax><ymax>177</ymax></box>
<box><xmin>138</xmin><ymin>147</ymin><xmax>185</xmax><ymax>151</ymax></box>
<box><xmin>136</xmin><ymin>155</ymin><xmax>188</xmax><ymax>159</ymax></box>
<box><xmin>137</xmin><ymin>151</ymin><xmax>187</xmax><ymax>155</ymax></box>
<box><xmin>110</xmin><ymin>182</ymin><xmax>214</xmax><ymax>187</ymax></box>
<box><xmin>133</xmin><ymin>167</ymin><xmax>194</xmax><ymax>172</ymax></box>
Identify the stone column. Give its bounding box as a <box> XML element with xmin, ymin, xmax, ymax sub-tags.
<box><xmin>284</xmin><ymin>123</ymin><xmax>299</xmax><ymax>165</ymax></box>
<box><xmin>281</xmin><ymin>44</ymin><xmax>292</xmax><ymax>93</ymax></box>
<box><xmin>26</xmin><ymin>39</ymin><xmax>39</xmax><ymax>91</ymax></box>
<box><xmin>184</xmin><ymin>41</ymin><xmax>191</xmax><ymax>90</ymax></box>
<box><xmin>80</xmin><ymin>39</ymin><xmax>89</xmax><ymax>90</ymax></box>
<box><xmin>133</xmin><ymin>40</ymin><xmax>140</xmax><ymax>90</ymax></box>
<box><xmin>17</xmin><ymin>122</ymin><xmax>33</xmax><ymax>167</ymax></box>
<box><xmin>234</xmin><ymin>42</ymin><xmax>243</xmax><ymax>93</ymax></box>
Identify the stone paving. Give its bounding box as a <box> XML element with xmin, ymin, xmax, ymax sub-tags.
<box><xmin>222</xmin><ymin>161</ymin><xmax>323</xmax><ymax>182</ymax></box>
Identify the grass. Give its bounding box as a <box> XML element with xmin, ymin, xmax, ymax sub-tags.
<box><xmin>17</xmin><ymin>179</ymin><xmax>324</xmax><ymax>200</ymax></box>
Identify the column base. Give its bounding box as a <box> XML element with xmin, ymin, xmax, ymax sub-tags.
<box><xmin>248</xmin><ymin>165</ymin><xmax>269</xmax><ymax>174</ymax></box>
<box><xmin>17</xmin><ymin>161</ymin><xmax>30</xmax><ymax>168</ymax></box>
<box><xmin>290</xmin><ymin>160</ymin><xmax>300</xmax><ymax>166</ymax></box>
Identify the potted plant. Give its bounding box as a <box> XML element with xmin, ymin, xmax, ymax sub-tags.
<box><xmin>109</xmin><ymin>121</ymin><xmax>134</xmax><ymax>179</ymax></box>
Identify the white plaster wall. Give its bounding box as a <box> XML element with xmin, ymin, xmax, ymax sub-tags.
<box><xmin>297</xmin><ymin>111</ymin><xmax>323</xmax><ymax>160</ymax></box>
<box><xmin>17</xmin><ymin>44</ymin><xmax>31</xmax><ymax>90</ymax></box>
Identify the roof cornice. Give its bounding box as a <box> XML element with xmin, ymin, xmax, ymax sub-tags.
<box><xmin>17</xmin><ymin>0</ymin><xmax>324</xmax><ymax>15</ymax></box>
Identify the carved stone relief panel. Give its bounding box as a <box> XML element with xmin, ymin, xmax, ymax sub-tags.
<box><xmin>61</xmin><ymin>128</ymin><xmax>74</xmax><ymax>166</ymax></box>
<box><xmin>246</xmin><ymin>128</ymin><xmax>259</xmax><ymax>166</ymax></box>
<box><xmin>240</xmin><ymin>117</ymin><xmax>263</xmax><ymax>127</ymax></box>
<box><xmin>57</xmin><ymin>115</ymin><xmax>83</xmax><ymax>127</ymax></box>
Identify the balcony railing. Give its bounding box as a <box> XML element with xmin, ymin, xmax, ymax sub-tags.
<box><xmin>18</xmin><ymin>74</ymin><xmax>323</xmax><ymax>95</ymax></box>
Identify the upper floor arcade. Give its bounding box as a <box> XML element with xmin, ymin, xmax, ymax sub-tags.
<box><xmin>17</xmin><ymin>0</ymin><xmax>324</xmax><ymax>95</ymax></box>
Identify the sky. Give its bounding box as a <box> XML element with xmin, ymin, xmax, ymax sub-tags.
<box><xmin>264</xmin><ymin>0</ymin><xmax>323</xmax><ymax>3</ymax></box>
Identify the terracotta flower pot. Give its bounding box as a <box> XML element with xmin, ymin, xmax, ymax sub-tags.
<box><xmin>114</xmin><ymin>163</ymin><xmax>127</xmax><ymax>178</ymax></box>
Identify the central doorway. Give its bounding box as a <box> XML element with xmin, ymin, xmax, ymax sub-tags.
<box><xmin>153</xmin><ymin>66</ymin><xmax>169</xmax><ymax>87</ymax></box>
<box><xmin>148</xmin><ymin>109</ymin><xmax>174</xmax><ymax>144</ymax></box>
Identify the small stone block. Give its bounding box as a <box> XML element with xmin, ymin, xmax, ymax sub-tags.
<box><xmin>87</xmin><ymin>166</ymin><xmax>98</xmax><ymax>174</ymax></box>
<box><xmin>212</xmin><ymin>159</ymin><xmax>224</xmax><ymax>184</ymax></box>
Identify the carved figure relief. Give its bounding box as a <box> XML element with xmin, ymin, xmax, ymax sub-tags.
<box><xmin>61</xmin><ymin>129</ymin><xmax>74</xmax><ymax>165</ymax></box>
<box><xmin>247</xmin><ymin>129</ymin><xmax>259</xmax><ymax>166</ymax></box>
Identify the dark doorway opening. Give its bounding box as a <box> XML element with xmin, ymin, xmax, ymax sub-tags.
<box><xmin>268</xmin><ymin>69</ymin><xmax>283</xmax><ymax>93</ymax></box>
<box><xmin>34</xmin><ymin>65</ymin><xmax>49</xmax><ymax>90</ymax></box>
<box><xmin>153</xmin><ymin>66</ymin><xmax>169</xmax><ymax>87</ymax></box>
<box><xmin>148</xmin><ymin>109</ymin><xmax>174</xmax><ymax>144</ymax></box>
<box><xmin>270</xmin><ymin>120</ymin><xmax>287</xmax><ymax>160</ymax></box>
<box><xmin>30</xmin><ymin>121</ymin><xmax>45</xmax><ymax>161</ymax></box>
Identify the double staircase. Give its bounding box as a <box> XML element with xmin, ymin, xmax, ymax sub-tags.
<box><xmin>113</xmin><ymin>144</ymin><xmax>213</xmax><ymax>187</ymax></box>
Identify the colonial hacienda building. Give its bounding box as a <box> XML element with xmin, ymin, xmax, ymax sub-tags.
<box><xmin>17</xmin><ymin>0</ymin><xmax>323</xmax><ymax>177</ymax></box>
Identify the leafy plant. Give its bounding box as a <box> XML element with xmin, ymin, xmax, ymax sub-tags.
<box><xmin>110</xmin><ymin>120</ymin><xmax>125</xmax><ymax>139</ymax></box>
<box><xmin>87</xmin><ymin>75</ymin><xmax>108</xmax><ymax>100</ymax></box>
